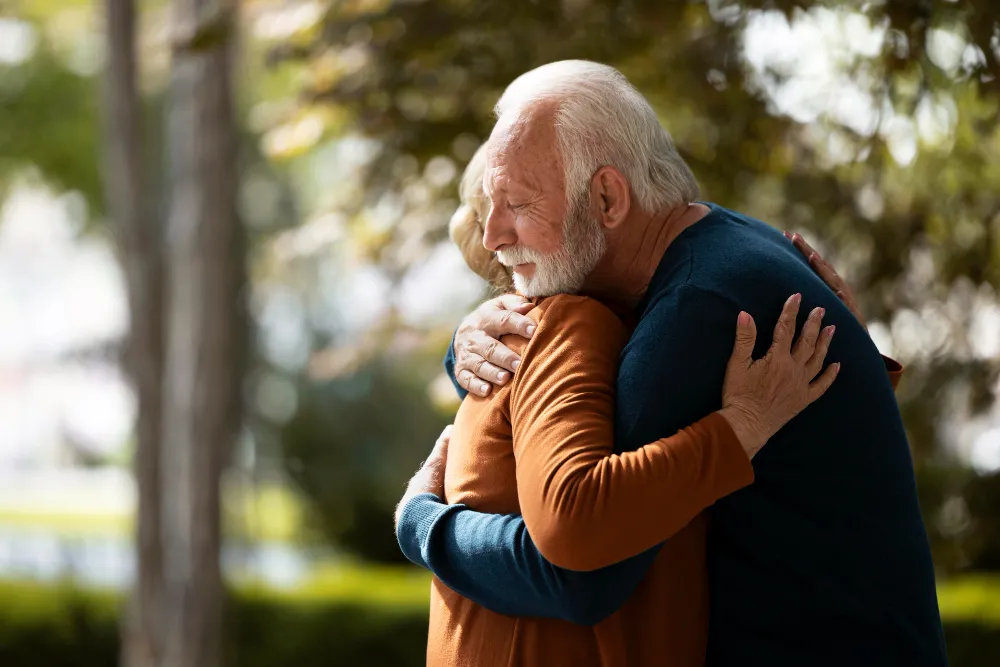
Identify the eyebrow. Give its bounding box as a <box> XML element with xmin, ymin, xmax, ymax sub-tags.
<box><xmin>482</xmin><ymin>172</ymin><xmax>499</xmax><ymax>200</ymax></box>
<box><xmin>484</xmin><ymin>164</ymin><xmax>535</xmax><ymax>201</ymax></box>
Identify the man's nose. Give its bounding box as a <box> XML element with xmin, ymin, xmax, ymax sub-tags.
<box><xmin>482</xmin><ymin>204</ymin><xmax>516</xmax><ymax>252</ymax></box>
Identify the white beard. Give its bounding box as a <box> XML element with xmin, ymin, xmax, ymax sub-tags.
<box><xmin>498</xmin><ymin>193</ymin><xmax>607</xmax><ymax>297</ymax></box>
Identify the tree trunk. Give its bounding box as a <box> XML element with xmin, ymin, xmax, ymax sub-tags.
<box><xmin>103</xmin><ymin>2</ymin><xmax>166</xmax><ymax>666</ymax></box>
<box><xmin>160</xmin><ymin>1</ymin><xmax>246</xmax><ymax>667</ymax></box>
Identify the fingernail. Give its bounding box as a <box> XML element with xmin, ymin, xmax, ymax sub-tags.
<box><xmin>834</xmin><ymin>362</ymin><xmax>842</xmax><ymax>372</ymax></box>
<box><xmin>526</xmin><ymin>325</ymin><xmax>536</xmax><ymax>336</ymax></box>
<box><xmin>738</xmin><ymin>311</ymin><xmax>750</xmax><ymax>326</ymax></box>
<box><xmin>827</xmin><ymin>325</ymin><xmax>836</xmax><ymax>336</ymax></box>
<box><xmin>817</xmin><ymin>308</ymin><xmax>825</xmax><ymax>318</ymax></box>
<box><xmin>783</xmin><ymin>230</ymin><xmax>791</xmax><ymax>239</ymax></box>
<box><xmin>480</xmin><ymin>383</ymin><xmax>489</xmax><ymax>394</ymax></box>
<box><xmin>792</xmin><ymin>233</ymin><xmax>800</xmax><ymax>242</ymax></box>
<box><xmin>793</xmin><ymin>293</ymin><xmax>802</xmax><ymax>304</ymax></box>
<box><xmin>511</xmin><ymin>359</ymin><xmax>520</xmax><ymax>370</ymax></box>
<box><xmin>497</xmin><ymin>371</ymin><xmax>507</xmax><ymax>382</ymax></box>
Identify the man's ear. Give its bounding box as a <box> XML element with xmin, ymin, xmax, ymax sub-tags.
<box><xmin>590</xmin><ymin>166</ymin><xmax>631</xmax><ymax>230</ymax></box>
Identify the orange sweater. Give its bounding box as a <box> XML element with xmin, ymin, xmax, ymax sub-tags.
<box><xmin>429</xmin><ymin>294</ymin><xmax>756</xmax><ymax>667</ymax></box>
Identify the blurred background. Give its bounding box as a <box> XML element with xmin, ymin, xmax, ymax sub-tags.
<box><xmin>1</xmin><ymin>0</ymin><xmax>1000</xmax><ymax>665</ymax></box>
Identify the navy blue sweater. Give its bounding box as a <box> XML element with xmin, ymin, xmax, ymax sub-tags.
<box><xmin>398</xmin><ymin>204</ymin><xmax>947</xmax><ymax>666</ymax></box>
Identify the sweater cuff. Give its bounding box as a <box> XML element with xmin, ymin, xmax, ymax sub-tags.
<box><xmin>698</xmin><ymin>411</ymin><xmax>755</xmax><ymax>498</ymax></box>
<box><xmin>444</xmin><ymin>328</ymin><xmax>469</xmax><ymax>400</ymax></box>
<box><xmin>396</xmin><ymin>492</ymin><xmax>447</xmax><ymax>569</ymax></box>
<box><xmin>882</xmin><ymin>355</ymin><xmax>904</xmax><ymax>391</ymax></box>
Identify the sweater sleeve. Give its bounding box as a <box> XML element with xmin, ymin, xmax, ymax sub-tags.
<box><xmin>883</xmin><ymin>355</ymin><xmax>903</xmax><ymax>391</ymax></box>
<box><xmin>510</xmin><ymin>296</ymin><xmax>754</xmax><ymax>571</ymax></box>
<box><xmin>396</xmin><ymin>492</ymin><xmax>658</xmax><ymax>624</ymax></box>
<box><xmin>397</xmin><ymin>287</ymin><xmax>756</xmax><ymax>625</ymax></box>
<box><xmin>443</xmin><ymin>328</ymin><xmax>469</xmax><ymax>400</ymax></box>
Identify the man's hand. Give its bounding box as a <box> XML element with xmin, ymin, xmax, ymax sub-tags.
<box><xmin>785</xmin><ymin>231</ymin><xmax>867</xmax><ymax>331</ymax></box>
<box><xmin>454</xmin><ymin>294</ymin><xmax>537</xmax><ymax>397</ymax></box>
<box><xmin>394</xmin><ymin>425</ymin><xmax>452</xmax><ymax>532</ymax></box>
<box><xmin>718</xmin><ymin>293</ymin><xmax>840</xmax><ymax>459</ymax></box>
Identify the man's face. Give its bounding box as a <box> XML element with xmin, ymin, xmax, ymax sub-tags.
<box><xmin>482</xmin><ymin>109</ymin><xmax>606</xmax><ymax>297</ymax></box>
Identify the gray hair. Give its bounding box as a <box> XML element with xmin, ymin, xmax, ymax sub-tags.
<box><xmin>495</xmin><ymin>60</ymin><xmax>700</xmax><ymax>212</ymax></box>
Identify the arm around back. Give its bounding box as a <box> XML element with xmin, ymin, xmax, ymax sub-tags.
<box><xmin>510</xmin><ymin>296</ymin><xmax>754</xmax><ymax>571</ymax></box>
<box><xmin>396</xmin><ymin>492</ymin><xmax>660</xmax><ymax>625</ymax></box>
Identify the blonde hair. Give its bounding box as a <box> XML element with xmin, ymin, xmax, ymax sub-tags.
<box><xmin>448</xmin><ymin>143</ymin><xmax>514</xmax><ymax>291</ymax></box>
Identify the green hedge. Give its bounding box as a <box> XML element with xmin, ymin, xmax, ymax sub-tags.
<box><xmin>1</xmin><ymin>573</ymin><xmax>999</xmax><ymax>666</ymax></box>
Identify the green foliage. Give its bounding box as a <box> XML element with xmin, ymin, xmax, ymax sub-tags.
<box><xmin>6</xmin><ymin>0</ymin><xmax>1000</xmax><ymax>586</ymax></box>
<box><xmin>963</xmin><ymin>472</ymin><xmax>1000</xmax><ymax>570</ymax></box>
<box><xmin>0</xmin><ymin>36</ymin><xmax>103</xmax><ymax>219</ymax></box>
<box><xmin>275</xmin><ymin>0</ymin><xmax>1000</xmax><ymax>295</ymax></box>
<box><xmin>0</xmin><ymin>575</ymin><xmax>429</xmax><ymax>667</ymax></box>
<box><xmin>939</xmin><ymin>575</ymin><xmax>1000</xmax><ymax>666</ymax></box>
<box><xmin>0</xmin><ymin>580</ymin><xmax>119</xmax><ymax>667</ymax></box>
<box><xmin>279</xmin><ymin>352</ymin><xmax>453</xmax><ymax>562</ymax></box>
<box><xmin>0</xmin><ymin>574</ymin><xmax>999</xmax><ymax>666</ymax></box>
<box><xmin>269</xmin><ymin>0</ymin><xmax>1000</xmax><ymax>571</ymax></box>
<box><xmin>230</xmin><ymin>592</ymin><xmax>427</xmax><ymax>667</ymax></box>
<box><xmin>915</xmin><ymin>466</ymin><xmax>1000</xmax><ymax>573</ymax></box>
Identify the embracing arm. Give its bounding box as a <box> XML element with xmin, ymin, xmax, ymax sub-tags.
<box><xmin>400</xmin><ymin>293</ymin><xmax>725</xmax><ymax>625</ymax></box>
<box><xmin>416</xmin><ymin>230</ymin><xmax>885</xmax><ymax>623</ymax></box>
<box><xmin>401</xmin><ymin>289</ymin><xmax>730</xmax><ymax>624</ymax></box>
<box><xmin>510</xmin><ymin>297</ymin><xmax>754</xmax><ymax>571</ymax></box>
<box><xmin>444</xmin><ymin>294</ymin><xmax>537</xmax><ymax>400</ymax></box>
<box><xmin>397</xmin><ymin>492</ymin><xmax>658</xmax><ymax>624</ymax></box>
<box><xmin>397</xmin><ymin>294</ymin><xmax>832</xmax><ymax>623</ymax></box>
<box><xmin>512</xmin><ymin>292</ymin><xmax>837</xmax><ymax>571</ymax></box>
<box><xmin>786</xmin><ymin>231</ymin><xmax>903</xmax><ymax>390</ymax></box>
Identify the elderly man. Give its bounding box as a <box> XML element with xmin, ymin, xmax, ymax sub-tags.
<box><xmin>396</xmin><ymin>61</ymin><xmax>947</xmax><ymax>666</ymax></box>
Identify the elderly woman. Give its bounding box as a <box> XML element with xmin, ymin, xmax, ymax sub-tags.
<box><xmin>448</xmin><ymin>143</ymin><xmax>514</xmax><ymax>293</ymax></box>
<box><xmin>394</xmin><ymin>140</ymin><xmax>883</xmax><ymax>667</ymax></box>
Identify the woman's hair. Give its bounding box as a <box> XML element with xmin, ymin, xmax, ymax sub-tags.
<box><xmin>449</xmin><ymin>143</ymin><xmax>514</xmax><ymax>292</ymax></box>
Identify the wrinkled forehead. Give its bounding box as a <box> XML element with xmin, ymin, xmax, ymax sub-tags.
<box><xmin>485</xmin><ymin>104</ymin><xmax>563</xmax><ymax>192</ymax></box>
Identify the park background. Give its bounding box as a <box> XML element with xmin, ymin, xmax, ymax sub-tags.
<box><xmin>1</xmin><ymin>0</ymin><xmax>1000</xmax><ymax>665</ymax></box>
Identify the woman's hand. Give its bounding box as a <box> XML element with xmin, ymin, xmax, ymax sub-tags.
<box><xmin>394</xmin><ymin>425</ymin><xmax>452</xmax><ymax>532</ymax></box>
<box><xmin>718</xmin><ymin>293</ymin><xmax>840</xmax><ymax>459</ymax></box>
<box><xmin>785</xmin><ymin>231</ymin><xmax>867</xmax><ymax>331</ymax></box>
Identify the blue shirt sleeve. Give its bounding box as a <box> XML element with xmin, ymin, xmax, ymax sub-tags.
<box><xmin>443</xmin><ymin>328</ymin><xmax>468</xmax><ymax>400</ymax></box>
<box><xmin>396</xmin><ymin>493</ymin><xmax>659</xmax><ymax>625</ymax></box>
<box><xmin>407</xmin><ymin>285</ymin><xmax>742</xmax><ymax>623</ymax></box>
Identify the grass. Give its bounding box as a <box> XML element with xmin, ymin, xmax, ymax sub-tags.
<box><xmin>0</xmin><ymin>565</ymin><xmax>433</xmax><ymax>623</ymax></box>
<box><xmin>0</xmin><ymin>482</ymin><xmax>312</xmax><ymax>543</ymax></box>
<box><xmin>937</xmin><ymin>575</ymin><xmax>1000</xmax><ymax>625</ymax></box>
<box><xmin>5</xmin><ymin>564</ymin><xmax>996</xmax><ymax>620</ymax></box>
<box><xmin>0</xmin><ymin>543</ymin><xmax>995</xmax><ymax>620</ymax></box>
<box><xmin>0</xmin><ymin>503</ymin><xmax>996</xmax><ymax>622</ymax></box>
<box><xmin>0</xmin><ymin>570</ymin><xmax>997</xmax><ymax>667</ymax></box>
<box><xmin>243</xmin><ymin>563</ymin><xmax>432</xmax><ymax>609</ymax></box>
<box><xmin>0</xmin><ymin>570</ymin><xmax>997</xmax><ymax>644</ymax></box>
<box><xmin>0</xmin><ymin>511</ymin><xmax>128</xmax><ymax>537</ymax></box>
